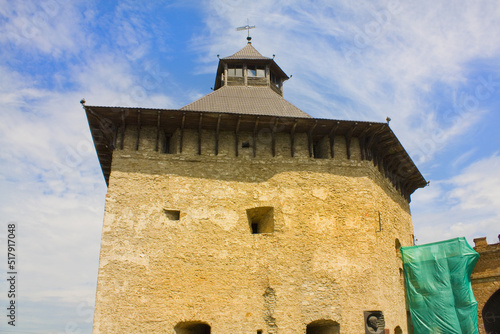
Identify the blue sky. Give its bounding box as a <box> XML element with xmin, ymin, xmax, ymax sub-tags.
<box><xmin>1</xmin><ymin>0</ymin><xmax>499</xmax><ymax>332</ymax></box>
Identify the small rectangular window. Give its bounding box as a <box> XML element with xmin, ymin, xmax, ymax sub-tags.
<box><xmin>313</xmin><ymin>137</ymin><xmax>329</xmax><ymax>159</ymax></box>
<box><xmin>247</xmin><ymin>66</ymin><xmax>257</xmax><ymax>77</ymax></box>
<box><xmin>164</xmin><ymin>209</ymin><xmax>180</xmax><ymax>221</ymax></box>
<box><xmin>270</xmin><ymin>72</ymin><xmax>281</xmax><ymax>88</ymax></box>
<box><xmin>228</xmin><ymin>65</ymin><xmax>243</xmax><ymax>77</ymax></box>
<box><xmin>162</xmin><ymin>133</ymin><xmax>172</xmax><ymax>154</ymax></box>
<box><xmin>247</xmin><ymin>207</ymin><xmax>274</xmax><ymax>234</ymax></box>
<box><xmin>256</xmin><ymin>66</ymin><xmax>265</xmax><ymax>77</ymax></box>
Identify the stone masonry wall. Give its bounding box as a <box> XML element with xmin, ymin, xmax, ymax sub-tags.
<box><xmin>472</xmin><ymin>236</ymin><xmax>500</xmax><ymax>334</ymax></box>
<box><xmin>93</xmin><ymin>126</ymin><xmax>415</xmax><ymax>334</ymax></box>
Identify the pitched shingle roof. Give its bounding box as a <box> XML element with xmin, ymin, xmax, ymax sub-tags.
<box><xmin>222</xmin><ymin>43</ymin><xmax>270</xmax><ymax>60</ymax></box>
<box><xmin>181</xmin><ymin>86</ymin><xmax>311</xmax><ymax>118</ymax></box>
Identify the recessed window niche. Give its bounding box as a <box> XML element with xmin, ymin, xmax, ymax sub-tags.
<box><xmin>313</xmin><ymin>137</ymin><xmax>329</xmax><ymax>159</ymax></box>
<box><xmin>162</xmin><ymin>132</ymin><xmax>172</xmax><ymax>154</ymax></box>
<box><xmin>247</xmin><ymin>206</ymin><xmax>274</xmax><ymax>234</ymax></box>
<box><xmin>164</xmin><ymin>209</ymin><xmax>180</xmax><ymax>221</ymax></box>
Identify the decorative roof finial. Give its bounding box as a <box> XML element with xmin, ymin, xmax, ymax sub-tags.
<box><xmin>236</xmin><ymin>21</ymin><xmax>255</xmax><ymax>43</ymax></box>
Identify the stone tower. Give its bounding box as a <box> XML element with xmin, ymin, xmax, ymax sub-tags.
<box><xmin>84</xmin><ymin>38</ymin><xmax>426</xmax><ymax>334</ymax></box>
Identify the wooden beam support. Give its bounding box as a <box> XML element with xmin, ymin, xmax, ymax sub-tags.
<box><xmin>271</xmin><ymin>117</ymin><xmax>279</xmax><ymax>157</ymax></box>
<box><xmin>373</xmin><ymin>136</ymin><xmax>398</xmax><ymax>165</ymax></box>
<box><xmin>163</xmin><ymin>131</ymin><xmax>170</xmax><ymax>154</ymax></box>
<box><xmin>113</xmin><ymin>126</ymin><xmax>118</xmax><ymax>150</ymax></box>
<box><xmin>365</xmin><ymin>125</ymin><xmax>385</xmax><ymax>160</ymax></box>
<box><xmin>406</xmin><ymin>173</ymin><xmax>425</xmax><ymax>182</ymax></box>
<box><xmin>372</xmin><ymin>140</ymin><xmax>385</xmax><ymax>167</ymax></box>
<box><xmin>377</xmin><ymin>136</ymin><xmax>398</xmax><ymax>147</ymax></box>
<box><xmin>215</xmin><ymin>114</ymin><xmax>221</xmax><ymax>155</ymax></box>
<box><xmin>390</xmin><ymin>173</ymin><xmax>398</xmax><ymax>189</ymax></box>
<box><xmin>87</xmin><ymin>107</ymin><xmax>116</xmax><ymax>150</ymax></box>
<box><xmin>308</xmin><ymin>120</ymin><xmax>317</xmax><ymax>158</ymax></box>
<box><xmin>386</xmin><ymin>160</ymin><xmax>399</xmax><ymax>179</ymax></box>
<box><xmin>357</xmin><ymin>123</ymin><xmax>372</xmax><ymax>160</ymax></box>
<box><xmin>328</xmin><ymin>122</ymin><xmax>340</xmax><ymax>159</ymax></box>
<box><xmin>120</xmin><ymin>111</ymin><xmax>126</xmax><ymax>150</ymax></box>
<box><xmin>198</xmin><ymin>113</ymin><xmax>203</xmax><ymax>155</ymax></box>
<box><xmin>383</xmin><ymin>153</ymin><xmax>400</xmax><ymax>177</ymax></box>
<box><xmin>377</xmin><ymin>154</ymin><xmax>385</xmax><ymax>171</ymax></box>
<box><xmin>252</xmin><ymin>117</ymin><xmax>259</xmax><ymax>158</ymax></box>
<box><xmin>179</xmin><ymin>112</ymin><xmax>186</xmax><ymax>153</ymax></box>
<box><xmin>290</xmin><ymin>119</ymin><xmax>298</xmax><ymax>157</ymax></box>
<box><xmin>234</xmin><ymin>115</ymin><xmax>241</xmax><ymax>157</ymax></box>
<box><xmin>135</xmin><ymin>110</ymin><xmax>141</xmax><ymax>151</ymax></box>
<box><xmin>155</xmin><ymin>111</ymin><xmax>161</xmax><ymax>152</ymax></box>
<box><xmin>365</xmin><ymin>136</ymin><xmax>375</xmax><ymax>161</ymax></box>
<box><xmin>345</xmin><ymin>123</ymin><xmax>357</xmax><ymax>159</ymax></box>
<box><xmin>401</xmin><ymin>182</ymin><xmax>411</xmax><ymax>201</ymax></box>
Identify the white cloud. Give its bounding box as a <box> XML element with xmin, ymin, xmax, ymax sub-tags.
<box><xmin>412</xmin><ymin>153</ymin><xmax>500</xmax><ymax>245</ymax></box>
<box><xmin>449</xmin><ymin>153</ymin><xmax>500</xmax><ymax>210</ymax></box>
<box><xmin>74</xmin><ymin>53</ymin><xmax>177</xmax><ymax>108</ymax></box>
<box><xmin>0</xmin><ymin>0</ymin><xmax>87</xmax><ymax>57</ymax></box>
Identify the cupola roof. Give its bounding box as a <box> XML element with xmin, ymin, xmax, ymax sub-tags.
<box><xmin>184</xmin><ymin>40</ymin><xmax>309</xmax><ymax>117</ymax></box>
<box><xmin>213</xmin><ymin>41</ymin><xmax>290</xmax><ymax>92</ymax></box>
<box><xmin>222</xmin><ymin>42</ymin><xmax>270</xmax><ymax>60</ymax></box>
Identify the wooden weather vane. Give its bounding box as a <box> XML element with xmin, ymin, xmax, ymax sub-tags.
<box><xmin>236</xmin><ymin>22</ymin><xmax>255</xmax><ymax>42</ymax></box>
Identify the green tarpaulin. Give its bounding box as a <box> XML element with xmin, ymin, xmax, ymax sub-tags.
<box><xmin>401</xmin><ymin>237</ymin><xmax>479</xmax><ymax>334</ymax></box>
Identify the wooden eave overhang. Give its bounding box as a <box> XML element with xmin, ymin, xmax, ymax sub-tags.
<box><xmin>83</xmin><ymin>105</ymin><xmax>427</xmax><ymax>201</ymax></box>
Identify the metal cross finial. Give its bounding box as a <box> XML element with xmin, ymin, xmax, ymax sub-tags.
<box><xmin>236</xmin><ymin>22</ymin><xmax>256</xmax><ymax>42</ymax></box>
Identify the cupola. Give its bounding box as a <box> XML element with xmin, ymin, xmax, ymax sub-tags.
<box><xmin>213</xmin><ymin>38</ymin><xmax>289</xmax><ymax>96</ymax></box>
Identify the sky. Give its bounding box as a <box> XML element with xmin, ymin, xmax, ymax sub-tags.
<box><xmin>0</xmin><ymin>0</ymin><xmax>499</xmax><ymax>332</ymax></box>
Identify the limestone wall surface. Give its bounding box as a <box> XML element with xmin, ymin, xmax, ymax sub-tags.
<box><xmin>93</xmin><ymin>127</ymin><xmax>414</xmax><ymax>334</ymax></box>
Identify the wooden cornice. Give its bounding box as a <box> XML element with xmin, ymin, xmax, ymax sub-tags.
<box><xmin>83</xmin><ymin>105</ymin><xmax>427</xmax><ymax>199</ymax></box>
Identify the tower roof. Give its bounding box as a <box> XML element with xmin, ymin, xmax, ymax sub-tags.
<box><xmin>181</xmin><ymin>85</ymin><xmax>311</xmax><ymax>118</ymax></box>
